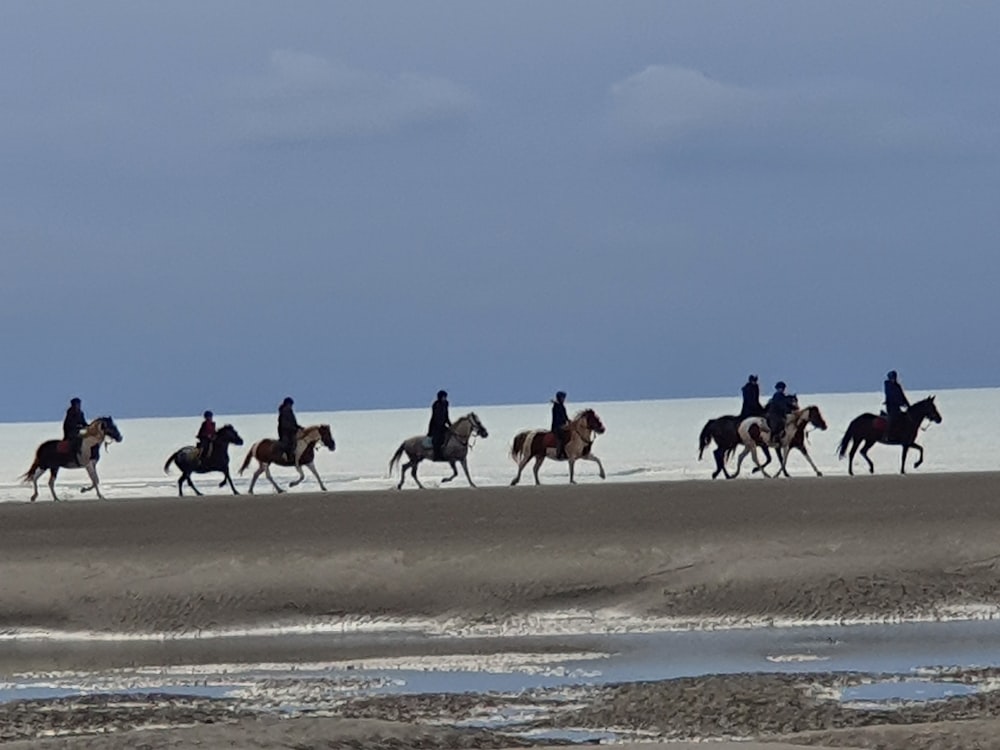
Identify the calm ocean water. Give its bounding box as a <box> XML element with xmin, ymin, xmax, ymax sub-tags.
<box><xmin>0</xmin><ymin>388</ymin><xmax>990</xmax><ymax>503</ymax></box>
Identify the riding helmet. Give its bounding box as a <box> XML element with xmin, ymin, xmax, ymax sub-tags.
<box><xmin>283</xmin><ymin>397</ymin><xmax>294</xmax><ymax>406</ymax></box>
<box><xmin>887</xmin><ymin>370</ymin><xmax>897</xmax><ymax>380</ymax></box>
<box><xmin>775</xmin><ymin>381</ymin><xmax>786</xmax><ymax>390</ymax></box>
<box><xmin>70</xmin><ymin>397</ymin><xmax>81</xmax><ymax>405</ymax></box>
<box><xmin>437</xmin><ymin>390</ymin><xmax>448</xmax><ymax>399</ymax></box>
<box><xmin>748</xmin><ymin>375</ymin><xmax>757</xmax><ymax>383</ymax></box>
<box><xmin>204</xmin><ymin>410</ymin><xmax>213</xmax><ymax>419</ymax></box>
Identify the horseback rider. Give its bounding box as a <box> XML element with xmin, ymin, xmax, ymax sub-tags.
<box><xmin>197</xmin><ymin>410</ymin><xmax>216</xmax><ymax>463</ymax></box>
<box><xmin>551</xmin><ymin>391</ymin><xmax>569</xmax><ymax>459</ymax></box>
<box><xmin>883</xmin><ymin>370</ymin><xmax>910</xmax><ymax>441</ymax></box>
<box><xmin>63</xmin><ymin>397</ymin><xmax>88</xmax><ymax>462</ymax></box>
<box><xmin>427</xmin><ymin>390</ymin><xmax>451</xmax><ymax>461</ymax></box>
<box><xmin>278</xmin><ymin>397</ymin><xmax>300</xmax><ymax>464</ymax></box>
<box><xmin>765</xmin><ymin>381</ymin><xmax>795</xmax><ymax>445</ymax></box>
<box><xmin>739</xmin><ymin>375</ymin><xmax>764</xmax><ymax>419</ymax></box>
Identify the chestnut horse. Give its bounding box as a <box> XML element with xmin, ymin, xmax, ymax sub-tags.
<box><xmin>238</xmin><ymin>424</ymin><xmax>336</xmax><ymax>494</ymax></box>
<box><xmin>22</xmin><ymin>416</ymin><xmax>124</xmax><ymax>501</ymax></box>
<box><xmin>510</xmin><ymin>408</ymin><xmax>607</xmax><ymax>485</ymax></box>
<box><xmin>388</xmin><ymin>412</ymin><xmax>489</xmax><ymax>490</ymax></box>
<box><xmin>163</xmin><ymin>423</ymin><xmax>245</xmax><ymax>496</ymax></box>
<box><xmin>735</xmin><ymin>405</ymin><xmax>828</xmax><ymax>478</ymax></box>
<box><xmin>837</xmin><ymin>395</ymin><xmax>942</xmax><ymax>475</ymax></box>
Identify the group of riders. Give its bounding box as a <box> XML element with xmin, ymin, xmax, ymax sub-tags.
<box><xmin>737</xmin><ymin>370</ymin><xmax>911</xmax><ymax>444</ymax></box>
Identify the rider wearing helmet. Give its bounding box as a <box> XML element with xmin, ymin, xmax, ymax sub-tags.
<box><xmin>278</xmin><ymin>397</ymin><xmax>300</xmax><ymax>464</ymax></box>
<box><xmin>197</xmin><ymin>410</ymin><xmax>217</xmax><ymax>463</ymax></box>
<box><xmin>883</xmin><ymin>370</ymin><xmax>910</xmax><ymax>441</ymax></box>
<box><xmin>765</xmin><ymin>381</ymin><xmax>795</xmax><ymax>445</ymax></box>
<box><xmin>551</xmin><ymin>391</ymin><xmax>569</xmax><ymax>459</ymax></box>
<box><xmin>739</xmin><ymin>375</ymin><xmax>763</xmax><ymax>419</ymax></box>
<box><xmin>428</xmin><ymin>390</ymin><xmax>452</xmax><ymax>461</ymax></box>
<box><xmin>63</xmin><ymin>397</ymin><xmax>88</xmax><ymax>462</ymax></box>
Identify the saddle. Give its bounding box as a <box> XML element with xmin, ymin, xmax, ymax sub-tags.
<box><xmin>56</xmin><ymin>440</ymin><xmax>74</xmax><ymax>455</ymax></box>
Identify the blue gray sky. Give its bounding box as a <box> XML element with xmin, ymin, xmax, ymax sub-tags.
<box><xmin>2</xmin><ymin>1</ymin><xmax>997</xmax><ymax>420</ymax></box>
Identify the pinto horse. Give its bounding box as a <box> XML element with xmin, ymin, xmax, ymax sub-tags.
<box><xmin>163</xmin><ymin>423</ymin><xmax>244</xmax><ymax>496</ymax></box>
<box><xmin>510</xmin><ymin>408</ymin><xmax>607</xmax><ymax>486</ymax></box>
<box><xmin>22</xmin><ymin>416</ymin><xmax>123</xmax><ymax>501</ymax></box>
<box><xmin>837</xmin><ymin>395</ymin><xmax>942</xmax><ymax>475</ymax></box>
<box><xmin>735</xmin><ymin>405</ymin><xmax>828</xmax><ymax>478</ymax></box>
<box><xmin>388</xmin><ymin>412</ymin><xmax>489</xmax><ymax>489</ymax></box>
<box><xmin>238</xmin><ymin>424</ymin><xmax>336</xmax><ymax>494</ymax></box>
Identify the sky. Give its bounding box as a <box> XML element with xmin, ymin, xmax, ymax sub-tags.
<box><xmin>1</xmin><ymin>1</ymin><xmax>998</xmax><ymax>421</ymax></box>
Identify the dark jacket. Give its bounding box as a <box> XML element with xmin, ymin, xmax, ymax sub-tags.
<box><xmin>551</xmin><ymin>401</ymin><xmax>569</xmax><ymax>432</ymax></box>
<box><xmin>278</xmin><ymin>404</ymin><xmax>300</xmax><ymax>437</ymax></box>
<box><xmin>63</xmin><ymin>406</ymin><xmax>87</xmax><ymax>441</ymax></box>
<box><xmin>197</xmin><ymin>419</ymin><xmax>217</xmax><ymax>442</ymax></box>
<box><xmin>428</xmin><ymin>398</ymin><xmax>451</xmax><ymax>436</ymax></box>
<box><xmin>884</xmin><ymin>380</ymin><xmax>910</xmax><ymax>414</ymax></box>
<box><xmin>740</xmin><ymin>381</ymin><xmax>762</xmax><ymax>418</ymax></box>
<box><xmin>766</xmin><ymin>391</ymin><xmax>794</xmax><ymax>418</ymax></box>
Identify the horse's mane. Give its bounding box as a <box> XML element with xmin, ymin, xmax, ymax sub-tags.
<box><xmin>573</xmin><ymin>408</ymin><xmax>594</xmax><ymax>419</ymax></box>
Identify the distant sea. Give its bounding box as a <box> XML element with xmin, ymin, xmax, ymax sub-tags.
<box><xmin>0</xmin><ymin>388</ymin><xmax>990</xmax><ymax>503</ymax></box>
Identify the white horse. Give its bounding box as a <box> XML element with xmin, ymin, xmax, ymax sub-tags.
<box><xmin>510</xmin><ymin>408</ymin><xmax>607</xmax><ymax>485</ymax></box>
<box><xmin>239</xmin><ymin>424</ymin><xmax>337</xmax><ymax>494</ymax></box>
<box><xmin>388</xmin><ymin>412</ymin><xmax>489</xmax><ymax>489</ymax></box>
<box><xmin>735</xmin><ymin>405</ymin><xmax>828</xmax><ymax>478</ymax></box>
<box><xmin>22</xmin><ymin>417</ymin><xmax>124</xmax><ymax>501</ymax></box>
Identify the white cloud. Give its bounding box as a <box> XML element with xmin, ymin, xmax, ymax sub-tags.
<box><xmin>234</xmin><ymin>50</ymin><xmax>477</xmax><ymax>143</ymax></box>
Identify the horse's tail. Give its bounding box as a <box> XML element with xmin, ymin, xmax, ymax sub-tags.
<box><xmin>163</xmin><ymin>450</ymin><xmax>180</xmax><ymax>474</ymax></box>
<box><xmin>510</xmin><ymin>431</ymin><xmax>531</xmax><ymax>462</ymax></box>
<box><xmin>388</xmin><ymin>443</ymin><xmax>406</xmax><ymax>475</ymax></box>
<box><xmin>238</xmin><ymin>444</ymin><xmax>257</xmax><ymax>475</ymax></box>
<box><xmin>837</xmin><ymin>417</ymin><xmax>865</xmax><ymax>459</ymax></box>
<box><xmin>698</xmin><ymin>420</ymin><xmax>715</xmax><ymax>460</ymax></box>
<box><xmin>20</xmin><ymin>454</ymin><xmax>41</xmax><ymax>482</ymax></box>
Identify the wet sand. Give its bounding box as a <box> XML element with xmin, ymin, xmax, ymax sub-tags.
<box><xmin>4</xmin><ymin>472</ymin><xmax>1000</xmax><ymax>747</ymax></box>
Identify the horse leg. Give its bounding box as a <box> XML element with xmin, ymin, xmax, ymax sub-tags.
<box><xmin>304</xmin><ymin>461</ymin><xmax>327</xmax><ymax>491</ymax></box>
<box><xmin>85</xmin><ymin>462</ymin><xmax>104</xmax><ymax>500</ymax></box>
<box><xmin>441</xmin><ymin>461</ymin><xmax>459</xmax><ymax>483</ymax></box>
<box><xmin>411</xmin><ymin>460</ymin><xmax>425</xmax><ymax>490</ymax></box>
<box><xmin>397</xmin><ymin>459</ymin><xmax>411</xmax><ymax>489</ymax></box>
<box><xmin>459</xmin><ymin>458</ymin><xmax>476</xmax><ymax>488</ymax></box>
<box><xmin>185</xmin><ymin>473</ymin><xmax>203</xmax><ymax>496</ymax></box>
<box><xmin>859</xmin><ymin>441</ymin><xmax>876</xmax><ymax>474</ymax></box>
<box><xmin>223</xmin><ymin>469</ymin><xmax>239</xmax><ymax>495</ymax></box>
<box><xmin>47</xmin><ymin>467</ymin><xmax>60</xmax><ymax>502</ymax></box>
<box><xmin>568</xmin><ymin>458</ymin><xmax>576</xmax><ymax>484</ymax></box>
<box><xmin>900</xmin><ymin>444</ymin><xmax>909</xmax><ymax>474</ymax></box>
<box><xmin>847</xmin><ymin>439</ymin><xmax>859</xmax><ymax>476</ymax></box>
<box><xmin>29</xmin><ymin>467</ymin><xmax>45</xmax><ymax>502</ymax></box>
<box><xmin>532</xmin><ymin>455</ymin><xmax>545</xmax><ymax>485</ymax></box>
<box><xmin>911</xmin><ymin>442</ymin><xmax>925</xmax><ymax>469</ymax></box>
<box><xmin>264</xmin><ymin>464</ymin><xmax>285</xmax><ymax>493</ymax></box>
<box><xmin>578</xmin><ymin>453</ymin><xmax>606</xmax><ymax>481</ymax></box>
<box><xmin>711</xmin><ymin>447</ymin><xmax>725</xmax><ymax>479</ymax></box>
<box><xmin>289</xmin><ymin>465</ymin><xmax>306</xmax><ymax>487</ymax></box>
<box><xmin>510</xmin><ymin>455</ymin><xmax>531</xmax><ymax>486</ymax></box>
<box><xmin>797</xmin><ymin>446</ymin><xmax>822</xmax><ymax>477</ymax></box>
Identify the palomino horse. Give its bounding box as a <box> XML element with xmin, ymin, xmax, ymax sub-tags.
<box><xmin>735</xmin><ymin>405</ymin><xmax>828</xmax><ymax>478</ymax></box>
<box><xmin>837</xmin><ymin>395</ymin><xmax>942</xmax><ymax>475</ymax></box>
<box><xmin>388</xmin><ymin>412</ymin><xmax>489</xmax><ymax>490</ymax></box>
<box><xmin>22</xmin><ymin>416</ymin><xmax>124</xmax><ymax>501</ymax></box>
<box><xmin>510</xmin><ymin>408</ymin><xmax>607</xmax><ymax>486</ymax></box>
<box><xmin>238</xmin><ymin>424</ymin><xmax>336</xmax><ymax>494</ymax></box>
<box><xmin>163</xmin><ymin>423</ymin><xmax>244</xmax><ymax>496</ymax></box>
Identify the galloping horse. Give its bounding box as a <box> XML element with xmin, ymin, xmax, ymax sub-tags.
<box><xmin>698</xmin><ymin>415</ymin><xmax>742</xmax><ymax>479</ymax></box>
<box><xmin>510</xmin><ymin>408</ymin><xmax>606</xmax><ymax>486</ymax></box>
<box><xmin>163</xmin><ymin>424</ymin><xmax>244</xmax><ymax>496</ymax></box>
<box><xmin>239</xmin><ymin>424</ymin><xmax>336</xmax><ymax>494</ymax></box>
<box><xmin>388</xmin><ymin>412</ymin><xmax>489</xmax><ymax>490</ymax></box>
<box><xmin>735</xmin><ymin>405</ymin><xmax>828</xmax><ymax>478</ymax></box>
<box><xmin>22</xmin><ymin>416</ymin><xmax>123</xmax><ymax>501</ymax></box>
<box><xmin>837</xmin><ymin>395</ymin><xmax>942</xmax><ymax>475</ymax></box>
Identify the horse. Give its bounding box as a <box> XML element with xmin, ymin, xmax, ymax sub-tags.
<box><xmin>698</xmin><ymin>415</ymin><xmax>742</xmax><ymax>479</ymax></box>
<box><xmin>238</xmin><ymin>424</ymin><xmax>337</xmax><ymax>494</ymax></box>
<box><xmin>735</xmin><ymin>405</ymin><xmax>828</xmax><ymax>478</ymax></box>
<box><xmin>837</xmin><ymin>395</ymin><xmax>942</xmax><ymax>475</ymax></box>
<box><xmin>510</xmin><ymin>408</ymin><xmax>607</xmax><ymax>486</ymax></box>
<box><xmin>21</xmin><ymin>416</ymin><xmax>123</xmax><ymax>502</ymax></box>
<box><xmin>388</xmin><ymin>412</ymin><xmax>489</xmax><ymax>490</ymax></box>
<box><xmin>163</xmin><ymin>424</ymin><xmax>245</xmax><ymax>496</ymax></box>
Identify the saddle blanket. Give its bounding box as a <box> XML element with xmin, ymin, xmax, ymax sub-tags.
<box><xmin>421</xmin><ymin>436</ymin><xmax>433</xmax><ymax>450</ymax></box>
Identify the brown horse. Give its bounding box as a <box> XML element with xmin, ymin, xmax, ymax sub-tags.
<box><xmin>735</xmin><ymin>405</ymin><xmax>828</xmax><ymax>478</ymax></box>
<box><xmin>837</xmin><ymin>395</ymin><xmax>942</xmax><ymax>475</ymax></box>
<box><xmin>22</xmin><ymin>416</ymin><xmax>123</xmax><ymax>502</ymax></box>
<box><xmin>697</xmin><ymin>415</ymin><xmax>742</xmax><ymax>479</ymax></box>
<box><xmin>510</xmin><ymin>408</ymin><xmax>607</xmax><ymax>485</ymax></box>
<box><xmin>238</xmin><ymin>424</ymin><xmax>336</xmax><ymax>494</ymax></box>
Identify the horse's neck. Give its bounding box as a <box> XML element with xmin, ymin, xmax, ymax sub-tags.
<box><xmin>81</xmin><ymin>428</ymin><xmax>102</xmax><ymax>446</ymax></box>
<box><xmin>452</xmin><ymin>419</ymin><xmax>472</xmax><ymax>438</ymax></box>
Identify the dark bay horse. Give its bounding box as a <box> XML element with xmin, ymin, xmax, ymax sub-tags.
<box><xmin>510</xmin><ymin>408</ymin><xmax>606</xmax><ymax>485</ymax></box>
<box><xmin>239</xmin><ymin>424</ymin><xmax>336</xmax><ymax>494</ymax></box>
<box><xmin>698</xmin><ymin>415</ymin><xmax>742</xmax><ymax>479</ymax></box>
<box><xmin>388</xmin><ymin>412</ymin><xmax>489</xmax><ymax>489</ymax></box>
<box><xmin>735</xmin><ymin>405</ymin><xmax>829</xmax><ymax>478</ymax></box>
<box><xmin>22</xmin><ymin>416</ymin><xmax>123</xmax><ymax>501</ymax></box>
<box><xmin>837</xmin><ymin>395</ymin><xmax>942</xmax><ymax>475</ymax></box>
<box><xmin>163</xmin><ymin>423</ymin><xmax>244</xmax><ymax>496</ymax></box>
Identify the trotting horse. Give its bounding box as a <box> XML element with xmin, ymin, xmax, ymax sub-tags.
<box><xmin>22</xmin><ymin>416</ymin><xmax>124</xmax><ymax>501</ymax></box>
<box><xmin>388</xmin><ymin>412</ymin><xmax>489</xmax><ymax>489</ymax></box>
<box><xmin>239</xmin><ymin>424</ymin><xmax>337</xmax><ymax>494</ymax></box>
<box><xmin>163</xmin><ymin>424</ymin><xmax>244</xmax><ymax>496</ymax></box>
<box><xmin>837</xmin><ymin>395</ymin><xmax>942</xmax><ymax>475</ymax></box>
<box><xmin>735</xmin><ymin>405</ymin><xmax>828</xmax><ymax>478</ymax></box>
<box><xmin>698</xmin><ymin>415</ymin><xmax>742</xmax><ymax>479</ymax></box>
<box><xmin>510</xmin><ymin>408</ymin><xmax>606</xmax><ymax>485</ymax></box>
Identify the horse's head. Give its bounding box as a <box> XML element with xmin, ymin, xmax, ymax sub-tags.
<box><xmin>94</xmin><ymin>416</ymin><xmax>123</xmax><ymax>443</ymax></box>
<box><xmin>317</xmin><ymin>424</ymin><xmax>337</xmax><ymax>451</ymax></box>
<box><xmin>217</xmin><ymin>424</ymin><xmax>244</xmax><ymax>445</ymax></box>
<box><xmin>466</xmin><ymin>412</ymin><xmax>488</xmax><ymax>439</ymax></box>
<box><xmin>912</xmin><ymin>395</ymin><xmax>942</xmax><ymax>425</ymax></box>
<box><xmin>577</xmin><ymin>408</ymin><xmax>606</xmax><ymax>435</ymax></box>
<box><xmin>804</xmin><ymin>405</ymin><xmax>827</xmax><ymax>431</ymax></box>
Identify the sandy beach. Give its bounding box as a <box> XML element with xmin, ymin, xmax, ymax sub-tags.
<box><xmin>4</xmin><ymin>473</ymin><xmax>1000</xmax><ymax>747</ymax></box>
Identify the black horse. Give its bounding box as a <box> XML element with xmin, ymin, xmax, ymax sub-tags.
<box><xmin>698</xmin><ymin>415</ymin><xmax>742</xmax><ymax>479</ymax></box>
<box><xmin>163</xmin><ymin>423</ymin><xmax>245</xmax><ymax>496</ymax></box>
<box><xmin>837</xmin><ymin>395</ymin><xmax>942</xmax><ymax>475</ymax></box>
<box><xmin>22</xmin><ymin>416</ymin><xmax>124</xmax><ymax>502</ymax></box>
